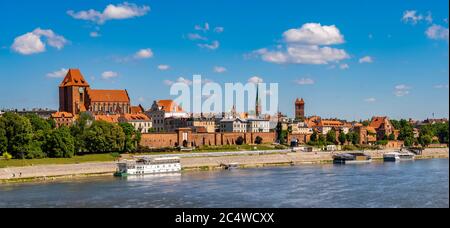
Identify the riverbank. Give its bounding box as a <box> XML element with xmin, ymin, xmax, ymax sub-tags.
<box><xmin>1</xmin><ymin>148</ymin><xmax>448</xmax><ymax>184</ymax></box>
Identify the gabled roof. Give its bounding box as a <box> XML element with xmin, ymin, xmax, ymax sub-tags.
<box><xmin>370</xmin><ymin>116</ymin><xmax>388</xmax><ymax>129</ymax></box>
<box><xmin>87</xmin><ymin>89</ymin><xmax>130</xmax><ymax>103</ymax></box>
<box><xmin>131</xmin><ymin>105</ymin><xmax>145</xmax><ymax>114</ymax></box>
<box><xmin>59</xmin><ymin>69</ymin><xmax>90</xmax><ymax>88</ymax></box>
<box><xmin>157</xmin><ymin>100</ymin><xmax>184</xmax><ymax>112</ymax></box>
<box><xmin>120</xmin><ymin>113</ymin><xmax>150</xmax><ymax>121</ymax></box>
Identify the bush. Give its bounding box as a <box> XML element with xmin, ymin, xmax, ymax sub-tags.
<box><xmin>110</xmin><ymin>152</ymin><xmax>121</xmax><ymax>159</ymax></box>
<box><xmin>2</xmin><ymin>152</ymin><xmax>12</xmax><ymax>160</ymax></box>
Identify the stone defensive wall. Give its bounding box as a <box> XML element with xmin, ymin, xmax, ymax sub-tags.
<box><xmin>140</xmin><ymin>129</ymin><xmax>277</xmax><ymax>148</ymax></box>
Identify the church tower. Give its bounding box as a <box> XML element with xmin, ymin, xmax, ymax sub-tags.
<box><xmin>59</xmin><ymin>69</ymin><xmax>90</xmax><ymax>115</ymax></box>
<box><xmin>255</xmin><ymin>85</ymin><xmax>262</xmax><ymax>117</ymax></box>
<box><xmin>295</xmin><ymin>98</ymin><xmax>305</xmax><ymax>120</ymax></box>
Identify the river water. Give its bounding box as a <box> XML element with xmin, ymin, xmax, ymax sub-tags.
<box><xmin>0</xmin><ymin>159</ymin><xmax>448</xmax><ymax>208</ymax></box>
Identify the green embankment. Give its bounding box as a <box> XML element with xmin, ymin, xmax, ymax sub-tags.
<box><xmin>0</xmin><ymin>154</ymin><xmax>117</xmax><ymax>168</ymax></box>
<box><xmin>0</xmin><ymin>144</ymin><xmax>287</xmax><ymax>168</ymax></box>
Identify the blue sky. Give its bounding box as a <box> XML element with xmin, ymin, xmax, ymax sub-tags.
<box><xmin>0</xmin><ymin>0</ymin><xmax>448</xmax><ymax>120</ymax></box>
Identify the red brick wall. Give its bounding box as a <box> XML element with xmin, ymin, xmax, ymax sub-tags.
<box><xmin>139</xmin><ymin>132</ymin><xmax>277</xmax><ymax>148</ymax></box>
<box><xmin>141</xmin><ymin>133</ymin><xmax>178</xmax><ymax>148</ymax></box>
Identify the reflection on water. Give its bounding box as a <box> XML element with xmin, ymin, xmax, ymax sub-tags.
<box><xmin>0</xmin><ymin>159</ymin><xmax>448</xmax><ymax>208</ymax></box>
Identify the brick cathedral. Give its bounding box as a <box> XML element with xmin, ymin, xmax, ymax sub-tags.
<box><xmin>59</xmin><ymin>69</ymin><xmax>131</xmax><ymax>115</ymax></box>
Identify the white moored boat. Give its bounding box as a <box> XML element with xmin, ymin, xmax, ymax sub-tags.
<box><xmin>384</xmin><ymin>152</ymin><xmax>415</xmax><ymax>162</ymax></box>
<box><xmin>115</xmin><ymin>157</ymin><xmax>181</xmax><ymax>177</ymax></box>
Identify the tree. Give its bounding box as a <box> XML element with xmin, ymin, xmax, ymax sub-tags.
<box><xmin>119</xmin><ymin>123</ymin><xmax>141</xmax><ymax>153</ymax></box>
<box><xmin>347</xmin><ymin>132</ymin><xmax>360</xmax><ymax>145</ymax></box>
<box><xmin>361</xmin><ymin>120</ymin><xmax>370</xmax><ymax>127</ymax></box>
<box><xmin>388</xmin><ymin>133</ymin><xmax>396</xmax><ymax>141</ymax></box>
<box><xmin>43</xmin><ymin>127</ymin><xmax>75</xmax><ymax>158</ymax></box>
<box><xmin>338</xmin><ymin>132</ymin><xmax>347</xmax><ymax>145</ymax></box>
<box><xmin>376</xmin><ymin>140</ymin><xmax>388</xmax><ymax>146</ymax></box>
<box><xmin>310</xmin><ymin>131</ymin><xmax>318</xmax><ymax>142</ymax></box>
<box><xmin>419</xmin><ymin>134</ymin><xmax>432</xmax><ymax>148</ymax></box>
<box><xmin>326</xmin><ymin>130</ymin><xmax>337</xmax><ymax>145</ymax></box>
<box><xmin>70</xmin><ymin>112</ymin><xmax>94</xmax><ymax>153</ymax></box>
<box><xmin>255</xmin><ymin>136</ymin><xmax>263</xmax><ymax>145</ymax></box>
<box><xmin>0</xmin><ymin>112</ymin><xmax>43</xmax><ymax>159</ymax></box>
<box><xmin>84</xmin><ymin>121</ymin><xmax>125</xmax><ymax>153</ymax></box>
<box><xmin>0</xmin><ymin>119</ymin><xmax>7</xmax><ymax>154</ymax></box>
<box><xmin>24</xmin><ymin>113</ymin><xmax>51</xmax><ymax>132</ymax></box>
<box><xmin>235</xmin><ymin>136</ymin><xmax>244</xmax><ymax>146</ymax></box>
<box><xmin>397</xmin><ymin>119</ymin><xmax>415</xmax><ymax>147</ymax></box>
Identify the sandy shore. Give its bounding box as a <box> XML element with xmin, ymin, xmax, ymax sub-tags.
<box><xmin>1</xmin><ymin>148</ymin><xmax>448</xmax><ymax>183</ymax></box>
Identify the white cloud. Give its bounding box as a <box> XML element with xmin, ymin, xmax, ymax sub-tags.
<box><xmin>101</xmin><ymin>71</ymin><xmax>119</xmax><ymax>80</ymax></box>
<box><xmin>252</xmin><ymin>23</ymin><xmax>349</xmax><ymax>65</ymax></box>
<box><xmin>283</xmin><ymin>23</ymin><xmax>345</xmax><ymax>45</ymax></box>
<box><xmin>158</xmin><ymin>65</ymin><xmax>170</xmax><ymax>71</ymax></box>
<box><xmin>339</xmin><ymin>63</ymin><xmax>350</xmax><ymax>70</ymax></box>
<box><xmin>426</xmin><ymin>24</ymin><xmax>449</xmax><ymax>41</ymax></box>
<box><xmin>364</xmin><ymin>97</ymin><xmax>376</xmax><ymax>103</ymax></box>
<box><xmin>90</xmin><ymin>31</ymin><xmax>100</xmax><ymax>38</ymax></box>
<box><xmin>295</xmin><ymin>78</ymin><xmax>315</xmax><ymax>85</ymax></box>
<box><xmin>359</xmin><ymin>56</ymin><xmax>373</xmax><ymax>64</ymax></box>
<box><xmin>187</xmin><ymin>33</ymin><xmax>208</xmax><ymax>41</ymax></box>
<box><xmin>402</xmin><ymin>10</ymin><xmax>424</xmax><ymax>25</ymax></box>
<box><xmin>394</xmin><ymin>84</ymin><xmax>411</xmax><ymax>97</ymax></box>
<box><xmin>47</xmin><ymin>68</ymin><xmax>68</xmax><ymax>78</ymax></box>
<box><xmin>434</xmin><ymin>84</ymin><xmax>449</xmax><ymax>89</ymax></box>
<box><xmin>134</xmin><ymin>48</ymin><xmax>154</xmax><ymax>59</ymax></box>
<box><xmin>255</xmin><ymin>45</ymin><xmax>349</xmax><ymax>65</ymax></box>
<box><xmin>138</xmin><ymin>97</ymin><xmax>145</xmax><ymax>102</ymax></box>
<box><xmin>214</xmin><ymin>27</ymin><xmax>224</xmax><ymax>33</ymax></box>
<box><xmin>195</xmin><ymin>23</ymin><xmax>210</xmax><ymax>32</ymax></box>
<box><xmin>12</xmin><ymin>28</ymin><xmax>68</xmax><ymax>55</ymax></box>
<box><xmin>67</xmin><ymin>2</ymin><xmax>150</xmax><ymax>24</ymax></box>
<box><xmin>248</xmin><ymin>76</ymin><xmax>264</xmax><ymax>84</ymax></box>
<box><xmin>213</xmin><ymin>66</ymin><xmax>227</xmax><ymax>73</ymax></box>
<box><xmin>198</xmin><ymin>40</ymin><xmax>220</xmax><ymax>50</ymax></box>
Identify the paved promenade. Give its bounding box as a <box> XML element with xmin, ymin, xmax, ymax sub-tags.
<box><xmin>1</xmin><ymin>148</ymin><xmax>448</xmax><ymax>182</ymax></box>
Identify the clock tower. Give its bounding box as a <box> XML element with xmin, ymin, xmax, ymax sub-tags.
<box><xmin>59</xmin><ymin>69</ymin><xmax>90</xmax><ymax>115</ymax></box>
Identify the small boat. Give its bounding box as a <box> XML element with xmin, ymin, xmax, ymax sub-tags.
<box><xmin>114</xmin><ymin>157</ymin><xmax>181</xmax><ymax>177</ymax></box>
<box><xmin>384</xmin><ymin>152</ymin><xmax>415</xmax><ymax>162</ymax></box>
<box><xmin>333</xmin><ymin>153</ymin><xmax>372</xmax><ymax>164</ymax></box>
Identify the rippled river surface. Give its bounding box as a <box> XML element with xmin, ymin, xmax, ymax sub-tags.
<box><xmin>0</xmin><ymin>159</ymin><xmax>448</xmax><ymax>208</ymax></box>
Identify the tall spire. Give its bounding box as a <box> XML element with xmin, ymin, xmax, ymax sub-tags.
<box><xmin>255</xmin><ymin>84</ymin><xmax>262</xmax><ymax>117</ymax></box>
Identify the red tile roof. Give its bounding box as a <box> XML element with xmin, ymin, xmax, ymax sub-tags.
<box><xmin>51</xmin><ymin>112</ymin><xmax>74</xmax><ymax>118</ymax></box>
<box><xmin>120</xmin><ymin>114</ymin><xmax>150</xmax><ymax>121</ymax></box>
<box><xmin>157</xmin><ymin>100</ymin><xmax>184</xmax><ymax>112</ymax></box>
<box><xmin>59</xmin><ymin>69</ymin><xmax>90</xmax><ymax>88</ymax></box>
<box><xmin>87</xmin><ymin>89</ymin><xmax>130</xmax><ymax>103</ymax></box>
<box><xmin>370</xmin><ymin>116</ymin><xmax>388</xmax><ymax>129</ymax></box>
<box><xmin>131</xmin><ymin>105</ymin><xmax>145</xmax><ymax>114</ymax></box>
<box><xmin>95</xmin><ymin>114</ymin><xmax>120</xmax><ymax>123</ymax></box>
